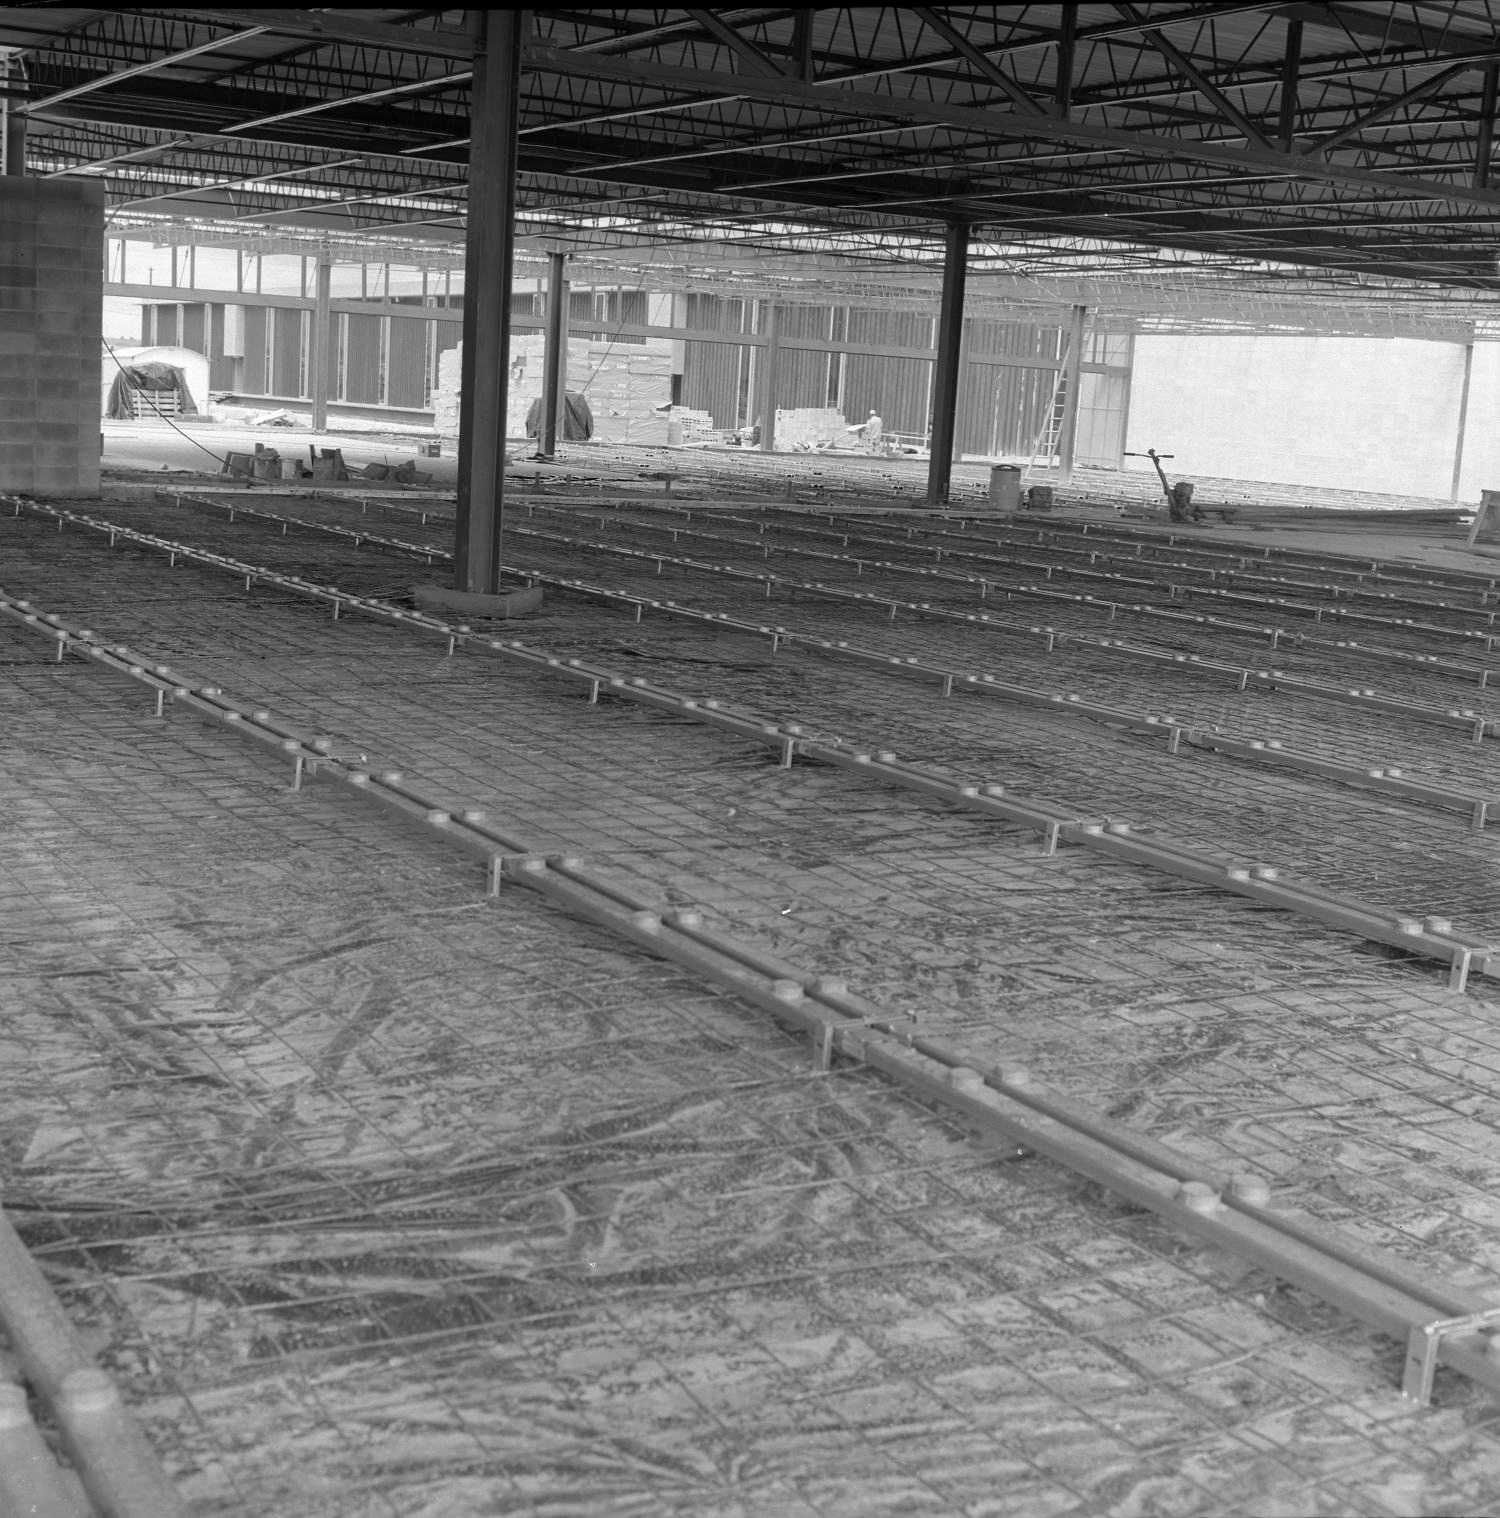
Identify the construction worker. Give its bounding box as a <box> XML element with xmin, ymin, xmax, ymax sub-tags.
<box><xmin>1168</xmin><ymin>481</ymin><xmax>1204</xmax><ymax>523</ymax></box>
<box><xmin>848</xmin><ymin>409</ymin><xmax>883</xmax><ymax>453</ymax></box>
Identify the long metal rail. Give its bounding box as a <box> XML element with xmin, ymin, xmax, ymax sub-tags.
<box><xmin>552</xmin><ymin>498</ymin><xmax>1500</xmax><ymax>628</ymax></box>
<box><xmin>767</xmin><ymin>511</ymin><xmax>1500</xmax><ymax>621</ymax></box>
<box><xmin>0</xmin><ymin>1377</ymin><xmax>89</xmax><ymax>1518</ymax></box>
<box><xmin>0</xmin><ymin>1204</ymin><xmax>187</xmax><ymax>1518</ymax></box>
<box><xmin>293</xmin><ymin>488</ymin><xmax>1497</xmax><ymax>690</ymax></box>
<box><xmin>731</xmin><ymin>523</ymin><xmax>1500</xmax><ymax>649</ymax></box>
<box><xmin>177</xmin><ymin>488</ymin><xmax>1500</xmax><ymax>701</ymax></box>
<box><xmin>5</xmin><ymin>588</ymin><xmax>1500</xmax><ymax>1409</ymax></box>
<box><xmin>510</xmin><ymin>489</ymin><xmax>1495</xmax><ymax>601</ymax></box>
<box><xmin>1000</xmin><ymin>514</ymin><xmax>1500</xmax><ymax>594</ymax></box>
<box><xmin>154</xmin><ymin>491</ymin><xmax>1498</xmax><ymax>823</ymax></box>
<box><xmin>444</xmin><ymin>492</ymin><xmax>1500</xmax><ymax>643</ymax></box>
<box><xmin>5</xmin><ymin>500</ymin><xmax>1496</xmax><ymax>991</ymax></box>
<box><xmin>499</xmin><ymin>518</ymin><xmax>1500</xmax><ymax>739</ymax></box>
<box><xmin>778</xmin><ymin>502</ymin><xmax>1500</xmax><ymax>598</ymax></box>
<box><xmin>514</xmin><ymin>498</ymin><xmax>1499</xmax><ymax>687</ymax></box>
<box><xmin>715</xmin><ymin>504</ymin><xmax>1499</xmax><ymax>600</ymax></box>
<box><xmin>169</xmin><ymin>486</ymin><xmax>1496</xmax><ymax>741</ymax></box>
<box><xmin>735</xmin><ymin>504</ymin><xmax>1500</xmax><ymax>629</ymax></box>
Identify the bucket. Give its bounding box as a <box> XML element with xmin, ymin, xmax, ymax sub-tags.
<box><xmin>989</xmin><ymin>464</ymin><xmax>1021</xmax><ymax>510</ymax></box>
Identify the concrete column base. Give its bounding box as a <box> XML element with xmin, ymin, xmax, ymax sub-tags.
<box><xmin>413</xmin><ymin>582</ymin><xmax>544</xmax><ymax>619</ymax></box>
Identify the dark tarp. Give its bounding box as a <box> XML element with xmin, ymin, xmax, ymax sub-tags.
<box><xmin>105</xmin><ymin>361</ymin><xmax>198</xmax><ymax>420</ymax></box>
<box><xmin>525</xmin><ymin>390</ymin><xmax>593</xmax><ymax>441</ymax></box>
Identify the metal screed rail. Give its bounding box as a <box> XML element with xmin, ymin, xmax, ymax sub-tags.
<box><xmin>5</xmin><ymin>493</ymin><xmax>1495</xmax><ymax>991</ymax></box>
<box><xmin>155</xmin><ymin>488</ymin><xmax>1500</xmax><ymax>747</ymax></box>
<box><xmin>3</xmin><ymin>589</ymin><xmax>1500</xmax><ymax>1410</ymax></box>
<box><xmin>243</xmin><ymin>484</ymin><xmax>1498</xmax><ymax>693</ymax></box>
<box><xmin>157</xmin><ymin>490</ymin><xmax>1499</xmax><ymax>826</ymax></box>
<box><xmin>491</xmin><ymin>497</ymin><xmax>1500</xmax><ymax>685</ymax></box>
<box><xmin>0</xmin><ymin>1199</ymin><xmax>187</xmax><ymax>1518</ymax></box>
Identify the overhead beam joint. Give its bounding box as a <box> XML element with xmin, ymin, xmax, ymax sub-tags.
<box><xmin>912</xmin><ymin>8</ymin><xmax>1051</xmax><ymax>117</ymax></box>
<box><xmin>1113</xmin><ymin>2</ymin><xmax>1272</xmax><ymax>150</ymax></box>
<box><xmin>682</xmin><ymin>10</ymin><xmax>789</xmax><ymax>78</ymax></box>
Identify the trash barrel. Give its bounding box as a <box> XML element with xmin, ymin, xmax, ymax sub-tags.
<box><xmin>1025</xmin><ymin>484</ymin><xmax>1054</xmax><ymax>512</ymax></box>
<box><xmin>989</xmin><ymin>463</ymin><xmax>1022</xmax><ymax>510</ymax></box>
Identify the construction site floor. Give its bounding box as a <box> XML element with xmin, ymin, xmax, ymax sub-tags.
<box><xmin>7</xmin><ymin>445</ymin><xmax>1500</xmax><ymax>1516</ymax></box>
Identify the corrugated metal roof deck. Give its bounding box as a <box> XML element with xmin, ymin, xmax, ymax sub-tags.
<box><xmin>6</xmin><ymin>6</ymin><xmax>1500</xmax><ymax>333</ymax></box>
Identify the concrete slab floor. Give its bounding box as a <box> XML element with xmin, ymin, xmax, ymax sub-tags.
<box><xmin>6</xmin><ymin>453</ymin><xmax>1500</xmax><ymax>1515</ymax></box>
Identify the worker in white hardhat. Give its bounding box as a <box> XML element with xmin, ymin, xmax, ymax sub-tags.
<box><xmin>847</xmin><ymin>409</ymin><xmax>883</xmax><ymax>452</ymax></box>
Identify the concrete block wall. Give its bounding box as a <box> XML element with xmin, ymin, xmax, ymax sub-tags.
<box><xmin>1454</xmin><ymin>346</ymin><xmax>1500</xmax><ymax>504</ymax></box>
<box><xmin>0</xmin><ymin>177</ymin><xmax>104</xmax><ymax>497</ymax></box>
<box><xmin>1127</xmin><ymin>333</ymin><xmax>1466</xmax><ymax>500</ymax></box>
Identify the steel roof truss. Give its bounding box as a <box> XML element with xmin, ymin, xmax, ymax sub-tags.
<box><xmin>17</xmin><ymin>21</ymin><xmax>266</xmax><ymax>114</ymax></box>
<box><xmin>1114</xmin><ymin>1</ymin><xmax>1273</xmax><ymax>148</ymax></box>
<box><xmin>144</xmin><ymin>7</ymin><xmax>473</xmax><ymax>60</ymax></box>
<box><xmin>526</xmin><ymin>40</ymin><xmax>1500</xmax><ymax>217</ymax></box>
<box><xmin>680</xmin><ymin>8</ymin><xmax>789</xmax><ymax>78</ymax></box>
<box><xmin>907</xmin><ymin>9</ymin><xmax>1052</xmax><ymax>118</ymax></box>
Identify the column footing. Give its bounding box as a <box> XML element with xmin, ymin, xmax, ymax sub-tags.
<box><xmin>413</xmin><ymin>583</ymin><xmax>543</xmax><ymax>619</ymax></box>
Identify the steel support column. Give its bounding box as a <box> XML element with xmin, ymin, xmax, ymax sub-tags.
<box><xmin>308</xmin><ymin>249</ymin><xmax>331</xmax><ymax>433</ymax></box>
<box><xmin>538</xmin><ymin>250</ymin><xmax>566</xmax><ymax>458</ymax></box>
<box><xmin>1477</xmin><ymin>64</ymin><xmax>1498</xmax><ymax>189</ymax></box>
<box><xmin>3</xmin><ymin>96</ymin><xmax>23</xmax><ymax>175</ymax></box>
<box><xmin>926</xmin><ymin>221</ymin><xmax>968</xmax><ymax>506</ymax></box>
<box><xmin>554</xmin><ymin>274</ymin><xmax>569</xmax><ymax>446</ymax></box>
<box><xmin>1452</xmin><ymin>337</ymin><xmax>1476</xmax><ymax>503</ymax></box>
<box><xmin>454</xmin><ymin>8</ymin><xmax>520</xmax><ymax>596</ymax></box>
<box><xmin>1056</xmin><ymin>303</ymin><xmax>1087</xmax><ymax>486</ymax></box>
<box><xmin>1055</xmin><ymin>5</ymin><xmax>1076</xmax><ymax>117</ymax></box>
<box><xmin>755</xmin><ymin>299</ymin><xmax>780</xmax><ymax>452</ymax></box>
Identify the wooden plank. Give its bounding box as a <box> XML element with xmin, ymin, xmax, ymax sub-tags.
<box><xmin>1466</xmin><ymin>488</ymin><xmax>1500</xmax><ymax>545</ymax></box>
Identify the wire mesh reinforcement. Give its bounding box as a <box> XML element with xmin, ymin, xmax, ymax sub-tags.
<box><xmin>12</xmin><ymin>486</ymin><xmax>1500</xmax><ymax>1512</ymax></box>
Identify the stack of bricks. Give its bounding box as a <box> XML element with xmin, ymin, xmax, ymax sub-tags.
<box><xmin>432</xmin><ymin>345</ymin><xmax>462</xmax><ymax>436</ymax></box>
<box><xmin>774</xmin><ymin>406</ymin><xmax>847</xmax><ymax>449</ymax></box>
<box><xmin>0</xmin><ymin>178</ymin><xmax>105</xmax><ymax>497</ymax></box>
<box><xmin>674</xmin><ymin>408</ymin><xmax>721</xmax><ymax>443</ymax></box>
<box><xmin>579</xmin><ymin>339</ymin><xmax>672</xmax><ymax>445</ymax></box>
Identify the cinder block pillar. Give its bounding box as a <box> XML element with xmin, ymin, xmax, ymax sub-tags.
<box><xmin>0</xmin><ymin>178</ymin><xmax>104</xmax><ymax>497</ymax></box>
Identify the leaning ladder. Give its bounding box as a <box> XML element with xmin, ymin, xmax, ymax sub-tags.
<box><xmin>1019</xmin><ymin>366</ymin><xmax>1068</xmax><ymax>484</ymax></box>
